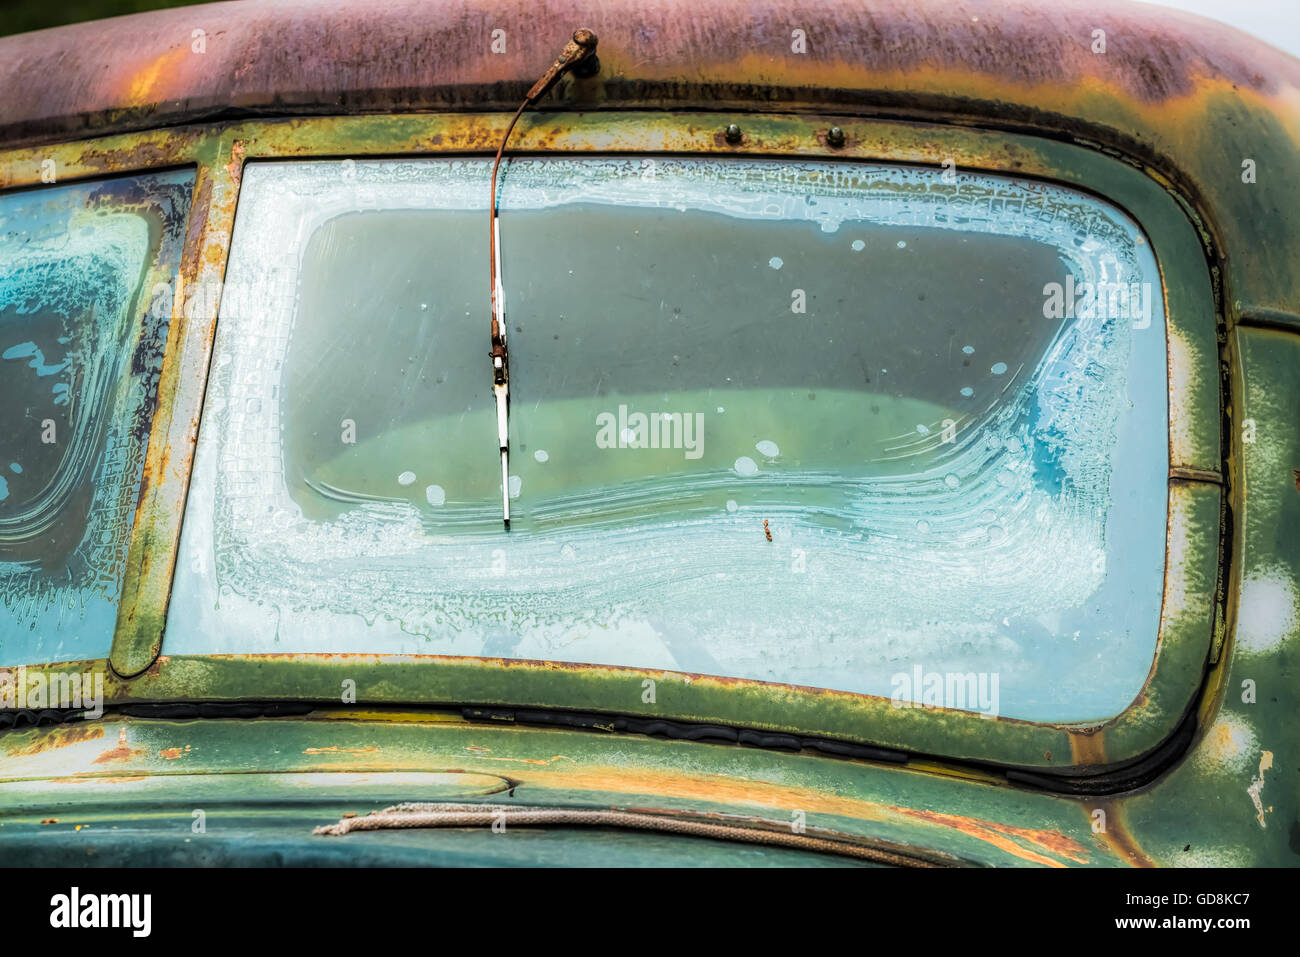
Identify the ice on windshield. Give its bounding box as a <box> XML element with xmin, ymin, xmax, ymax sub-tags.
<box><xmin>166</xmin><ymin>157</ymin><xmax>1167</xmax><ymax>723</ymax></box>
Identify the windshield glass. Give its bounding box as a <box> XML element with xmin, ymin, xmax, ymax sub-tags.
<box><xmin>0</xmin><ymin>170</ymin><xmax>194</xmax><ymax>665</ymax></box>
<box><xmin>167</xmin><ymin>157</ymin><xmax>1167</xmax><ymax>723</ymax></box>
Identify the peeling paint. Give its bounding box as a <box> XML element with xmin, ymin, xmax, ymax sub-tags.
<box><xmin>1247</xmin><ymin>750</ymin><xmax>1274</xmax><ymax>828</ymax></box>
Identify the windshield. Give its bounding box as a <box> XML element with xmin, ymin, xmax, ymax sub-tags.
<box><xmin>166</xmin><ymin>157</ymin><xmax>1167</xmax><ymax>723</ymax></box>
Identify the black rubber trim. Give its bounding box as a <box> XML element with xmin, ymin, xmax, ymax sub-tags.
<box><xmin>463</xmin><ymin>700</ymin><xmax>1200</xmax><ymax>796</ymax></box>
<box><xmin>117</xmin><ymin>702</ymin><xmax>317</xmax><ymax>719</ymax></box>
<box><xmin>0</xmin><ymin>708</ymin><xmax>89</xmax><ymax>729</ymax></box>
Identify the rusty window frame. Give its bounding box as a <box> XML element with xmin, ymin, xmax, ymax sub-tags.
<box><xmin>0</xmin><ymin>112</ymin><xmax>1223</xmax><ymax>773</ymax></box>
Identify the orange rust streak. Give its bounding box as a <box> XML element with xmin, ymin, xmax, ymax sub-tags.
<box><xmin>515</xmin><ymin>763</ymin><xmax>1086</xmax><ymax>865</ymax></box>
<box><xmin>91</xmin><ymin>729</ymin><xmax>148</xmax><ymax>765</ymax></box>
<box><xmin>303</xmin><ymin>746</ymin><xmax>380</xmax><ymax>754</ymax></box>
<box><xmin>1069</xmin><ymin>730</ymin><xmax>1108</xmax><ymax>766</ymax></box>
<box><xmin>472</xmin><ymin>754</ymin><xmax>572</xmax><ymax>766</ymax></box>
<box><xmin>1088</xmin><ymin>802</ymin><xmax>1155</xmax><ymax>868</ymax></box>
<box><xmin>123</xmin><ymin>46</ymin><xmax>191</xmax><ymax>106</ymax></box>
<box><xmin>888</xmin><ymin>807</ymin><xmax>1078</xmax><ymax>867</ymax></box>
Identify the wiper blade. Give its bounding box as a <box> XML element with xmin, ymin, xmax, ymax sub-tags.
<box><xmin>488</xmin><ymin>28</ymin><xmax>599</xmax><ymax>529</ymax></box>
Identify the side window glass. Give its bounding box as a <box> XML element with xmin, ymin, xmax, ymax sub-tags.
<box><xmin>0</xmin><ymin>170</ymin><xmax>194</xmax><ymax>664</ymax></box>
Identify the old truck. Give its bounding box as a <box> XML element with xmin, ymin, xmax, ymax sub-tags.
<box><xmin>0</xmin><ymin>0</ymin><xmax>1296</xmax><ymax>866</ymax></box>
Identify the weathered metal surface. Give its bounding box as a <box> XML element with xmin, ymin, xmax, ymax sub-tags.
<box><xmin>0</xmin><ymin>0</ymin><xmax>1293</xmax><ymax>139</ymax></box>
<box><xmin>0</xmin><ymin>715</ymin><xmax>1111</xmax><ymax>867</ymax></box>
<box><xmin>110</xmin><ymin>135</ymin><xmax>241</xmax><ymax>679</ymax></box>
<box><xmin>1116</xmin><ymin>327</ymin><xmax>1300</xmax><ymax>866</ymax></box>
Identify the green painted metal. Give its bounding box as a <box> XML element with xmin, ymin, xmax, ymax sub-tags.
<box><xmin>0</xmin><ymin>714</ymin><xmax>1107</xmax><ymax>866</ymax></box>
<box><xmin>1116</xmin><ymin>328</ymin><xmax>1300</xmax><ymax>867</ymax></box>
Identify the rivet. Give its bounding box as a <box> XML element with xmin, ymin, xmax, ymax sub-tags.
<box><xmin>724</xmin><ymin>123</ymin><xmax>743</xmax><ymax>145</ymax></box>
<box><xmin>827</xmin><ymin>126</ymin><xmax>846</xmax><ymax>148</ymax></box>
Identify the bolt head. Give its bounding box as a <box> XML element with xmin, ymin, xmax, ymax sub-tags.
<box><xmin>827</xmin><ymin>126</ymin><xmax>846</xmax><ymax>148</ymax></box>
<box><xmin>724</xmin><ymin>123</ymin><xmax>743</xmax><ymax>144</ymax></box>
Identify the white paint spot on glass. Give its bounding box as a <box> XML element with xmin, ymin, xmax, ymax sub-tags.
<box><xmin>755</xmin><ymin>439</ymin><xmax>780</xmax><ymax>457</ymax></box>
<box><xmin>896</xmin><ymin>240</ymin><xmax>906</xmax><ymax>249</ymax></box>
<box><xmin>508</xmin><ymin>475</ymin><xmax>522</xmax><ymax>499</ymax></box>
<box><xmin>915</xmin><ymin>519</ymin><xmax>930</xmax><ymax>533</ymax></box>
<box><xmin>944</xmin><ymin>474</ymin><xmax>960</xmax><ymax>489</ymax></box>
<box><xmin>915</xmin><ymin>424</ymin><xmax>931</xmax><ymax>436</ymax></box>
<box><xmin>768</xmin><ymin>256</ymin><xmax>783</xmax><ymax>269</ymax></box>
<box><xmin>534</xmin><ymin>449</ymin><xmax>549</xmax><ymax>463</ymax></box>
<box><xmin>733</xmin><ymin>456</ymin><xmax>758</xmax><ymax>477</ymax></box>
<box><xmin>987</xmin><ymin>525</ymin><xmax>1006</xmax><ymax>544</ymax></box>
<box><xmin>725</xmin><ymin>499</ymin><xmax>738</xmax><ymax>512</ymax></box>
<box><xmin>424</xmin><ymin>484</ymin><xmax>445</xmax><ymax>506</ymax></box>
<box><xmin>960</xmin><ymin>386</ymin><xmax>974</xmax><ymax>397</ymax></box>
<box><xmin>851</xmin><ymin>239</ymin><xmax>865</xmax><ymax>252</ymax></box>
<box><xmin>962</xmin><ymin>345</ymin><xmax>975</xmax><ymax>355</ymax></box>
<box><xmin>397</xmin><ymin>471</ymin><xmax>416</xmax><ymax>486</ymax></box>
<box><xmin>991</xmin><ymin>361</ymin><xmax>1008</xmax><ymax>375</ymax></box>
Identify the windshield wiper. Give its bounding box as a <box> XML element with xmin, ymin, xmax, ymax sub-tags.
<box><xmin>489</xmin><ymin>28</ymin><xmax>599</xmax><ymax>528</ymax></box>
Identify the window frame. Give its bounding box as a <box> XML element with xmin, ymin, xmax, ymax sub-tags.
<box><xmin>0</xmin><ymin>112</ymin><xmax>1224</xmax><ymax>773</ymax></box>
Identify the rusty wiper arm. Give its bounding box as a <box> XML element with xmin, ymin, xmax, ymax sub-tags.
<box><xmin>489</xmin><ymin>28</ymin><xmax>599</xmax><ymax>529</ymax></box>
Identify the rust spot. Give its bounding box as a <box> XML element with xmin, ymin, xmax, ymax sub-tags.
<box><xmin>91</xmin><ymin>728</ymin><xmax>147</xmax><ymax>765</ymax></box>
<box><xmin>303</xmin><ymin>746</ymin><xmax>380</xmax><ymax>754</ymax></box>
<box><xmin>1293</xmin><ymin>469</ymin><xmax>1299</xmax><ymax>493</ymax></box>
<box><xmin>225</xmin><ymin>140</ymin><xmax>247</xmax><ymax>183</ymax></box>
<box><xmin>5</xmin><ymin>723</ymin><xmax>105</xmax><ymax>757</ymax></box>
<box><xmin>40</xmin><ymin>818</ymin><xmax>58</xmax><ymax>825</ymax></box>
<box><xmin>763</xmin><ymin>519</ymin><xmax>772</xmax><ymax>542</ymax></box>
<box><xmin>159</xmin><ymin>746</ymin><xmax>191</xmax><ymax>760</ymax></box>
